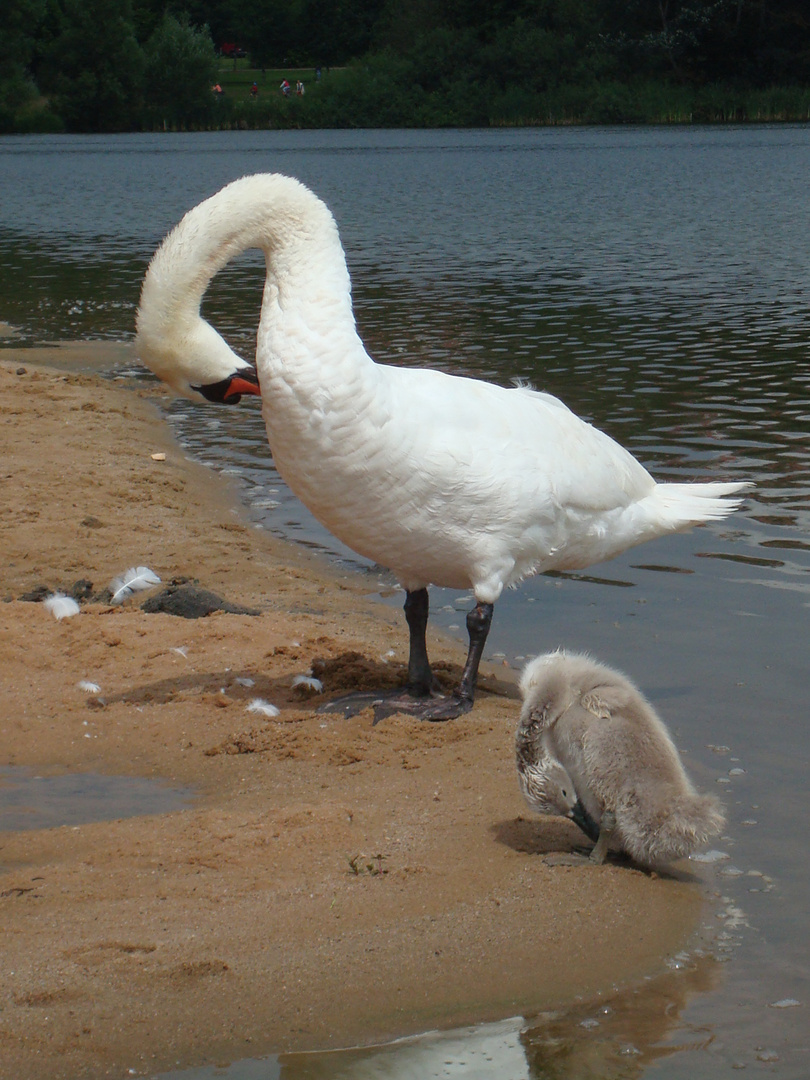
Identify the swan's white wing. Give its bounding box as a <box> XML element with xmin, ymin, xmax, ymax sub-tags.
<box><xmin>378</xmin><ymin>367</ymin><xmax>655</xmax><ymax>523</ymax></box>
<box><xmin>277</xmin><ymin>364</ymin><xmax>657</xmax><ymax>594</ymax></box>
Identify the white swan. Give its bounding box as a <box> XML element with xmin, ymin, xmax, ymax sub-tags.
<box><xmin>516</xmin><ymin>651</ymin><xmax>726</xmax><ymax>867</ymax></box>
<box><xmin>135</xmin><ymin>173</ymin><xmax>749</xmax><ymax>721</ymax></box>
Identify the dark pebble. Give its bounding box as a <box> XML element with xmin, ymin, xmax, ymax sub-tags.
<box><xmin>141</xmin><ymin>583</ymin><xmax>261</xmax><ymax>619</ymax></box>
<box><xmin>19</xmin><ymin>584</ymin><xmax>52</xmax><ymax>602</ymax></box>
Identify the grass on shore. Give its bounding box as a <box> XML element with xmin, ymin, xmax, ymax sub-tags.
<box><xmin>216</xmin><ymin>60</ymin><xmax>339</xmax><ymax>98</ymax></box>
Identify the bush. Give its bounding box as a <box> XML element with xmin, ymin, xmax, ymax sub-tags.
<box><xmin>38</xmin><ymin>0</ymin><xmax>145</xmax><ymax>131</ymax></box>
<box><xmin>142</xmin><ymin>15</ymin><xmax>218</xmax><ymax>129</ymax></box>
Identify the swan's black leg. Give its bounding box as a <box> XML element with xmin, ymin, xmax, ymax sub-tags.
<box><xmin>371</xmin><ymin>599</ymin><xmax>494</xmax><ymax>722</ymax></box>
<box><xmin>404</xmin><ymin>587</ymin><xmax>433</xmax><ymax>696</ymax></box>
<box><xmin>316</xmin><ymin>589</ymin><xmax>435</xmax><ymax>718</ymax></box>
<box><xmin>316</xmin><ymin>595</ymin><xmax>494</xmax><ymax>723</ymax></box>
<box><xmin>456</xmin><ymin>601</ymin><xmax>494</xmax><ymax>706</ymax></box>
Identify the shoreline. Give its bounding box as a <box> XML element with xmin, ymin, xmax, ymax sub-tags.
<box><xmin>1</xmin><ymin>348</ymin><xmax>708</xmax><ymax>1078</ymax></box>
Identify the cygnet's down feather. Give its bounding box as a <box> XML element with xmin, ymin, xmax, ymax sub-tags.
<box><xmin>517</xmin><ymin>651</ymin><xmax>725</xmax><ymax>867</ymax></box>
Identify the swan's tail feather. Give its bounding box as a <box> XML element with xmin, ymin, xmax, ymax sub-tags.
<box><xmin>647</xmin><ymin>480</ymin><xmax>752</xmax><ymax>529</ymax></box>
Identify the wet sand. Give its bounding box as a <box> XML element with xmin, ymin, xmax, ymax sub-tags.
<box><xmin>0</xmin><ymin>353</ymin><xmax>705</xmax><ymax>1078</ymax></box>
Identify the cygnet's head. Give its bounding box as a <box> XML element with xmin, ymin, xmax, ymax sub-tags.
<box><xmin>520</xmin><ymin>757</ymin><xmax>578</xmax><ymax>817</ymax></box>
<box><xmin>539</xmin><ymin>759</ymin><xmax>578</xmax><ymax>816</ymax></box>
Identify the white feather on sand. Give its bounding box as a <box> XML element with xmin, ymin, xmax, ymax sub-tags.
<box><xmin>43</xmin><ymin>593</ymin><xmax>80</xmax><ymax>620</ymax></box>
<box><xmin>246</xmin><ymin>698</ymin><xmax>279</xmax><ymax>717</ymax></box>
<box><xmin>109</xmin><ymin>566</ymin><xmax>161</xmax><ymax>605</ymax></box>
<box><xmin>292</xmin><ymin>674</ymin><xmax>323</xmax><ymax>694</ymax></box>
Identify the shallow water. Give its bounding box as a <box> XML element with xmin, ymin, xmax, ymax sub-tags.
<box><xmin>0</xmin><ymin>765</ymin><xmax>193</xmax><ymax>832</ymax></box>
<box><xmin>1</xmin><ymin>127</ymin><xmax>808</xmax><ymax>1076</ymax></box>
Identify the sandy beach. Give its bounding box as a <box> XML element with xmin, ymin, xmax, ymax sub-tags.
<box><xmin>0</xmin><ymin>351</ymin><xmax>706</xmax><ymax>1079</ymax></box>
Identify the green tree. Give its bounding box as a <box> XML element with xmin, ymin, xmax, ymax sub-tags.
<box><xmin>143</xmin><ymin>13</ymin><xmax>218</xmax><ymax>126</ymax></box>
<box><xmin>38</xmin><ymin>0</ymin><xmax>145</xmax><ymax>131</ymax></box>
<box><xmin>0</xmin><ymin>0</ymin><xmax>47</xmax><ymax>72</ymax></box>
<box><xmin>130</xmin><ymin>0</ymin><xmax>166</xmax><ymax>41</ymax></box>
<box><xmin>0</xmin><ymin>0</ymin><xmax>49</xmax><ymax>131</ymax></box>
<box><xmin>373</xmin><ymin>0</ymin><xmax>446</xmax><ymax>52</ymax></box>
<box><xmin>177</xmin><ymin>0</ymin><xmax>238</xmax><ymax>50</ymax></box>
<box><xmin>599</xmin><ymin>0</ymin><xmax>810</xmax><ymax>84</ymax></box>
<box><xmin>131</xmin><ymin>0</ymin><xmax>237</xmax><ymax>49</ymax></box>
<box><xmin>229</xmin><ymin>0</ymin><xmax>294</xmax><ymax>66</ymax></box>
<box><xmin>299</xmin><ymin>0</ymin><xmax>387</xmax><ymax>64</ymax></box>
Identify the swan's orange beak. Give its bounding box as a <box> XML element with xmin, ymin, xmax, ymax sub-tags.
<box><xmin>195</xmin><ymin>367</ymin><xmax>262</xmax><ymax>405</ymax></box>
<box><xmin>225</xmin><ymin>371</ymin><xmax>262</xmax><ymax>401</ymax></box>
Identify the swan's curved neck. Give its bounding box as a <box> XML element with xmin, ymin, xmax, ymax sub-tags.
<box><xmin>136</xmin><ymin>174</ymin><xmax>357</xmax><ymax>399</ymax></box>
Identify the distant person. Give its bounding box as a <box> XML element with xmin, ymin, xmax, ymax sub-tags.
<box><xmin>212</xmin><ymin>84</ymin><xmax>224</xmax><ymax>96</ymax></box>
<box><xmin>280</xmin><ymin>79</ymin><xmax>290</xmax><ymax>97</ymax></box>
<box><xmin>250</xmin><ymin>82</ymin><xmax>258</xmax><ymax>98</ymax></box>
<box><xmin>315</xmin><ymin>67</ymin><xmax>322</xmax><ymax>81</ymax></box>
<box><xmin>296</xmin><ymin>80</ymin><xmax>305</xmax><ymax>96</ymax></box>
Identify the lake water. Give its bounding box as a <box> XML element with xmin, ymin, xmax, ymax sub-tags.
<box><xmin>1</xmin><ymin>126</ymin><xmax>808</xmax><ymax>1077</ymax></box>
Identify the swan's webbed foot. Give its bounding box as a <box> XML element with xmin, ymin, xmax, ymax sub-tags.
<box><xmin>316</xmin><ymin>689</ymin><xmax>473</xmax><ymax>725</ymax></box>
<box><xmin>315</xmin><ymin>690</ymin><xmax>396</xmax><ymax>721</ymax></box>
<box><xmin>376</xmin><ymin>691</ymin><xmax>474</xmax><ymax>723</ymax></box>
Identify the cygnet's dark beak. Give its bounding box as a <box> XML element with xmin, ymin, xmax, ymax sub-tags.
<box><xmin>194</xmin><ymin>366</ymin><xmax>261</xmax><ymax>405</ymax></box>
<box><xmin>569</xmin><ymin>799</ymin><xmax>601</xmax><ymax>843</ymax></box>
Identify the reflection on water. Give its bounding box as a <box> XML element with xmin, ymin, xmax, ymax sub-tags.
<box><xmin>2</xmin><ymin>127</ymin><xmax>809</xmax><ymax>1077</ymax></box>
<box><xmin>150</xmin><ymin>957</ymin><xmax>721</xmax><ymax>1079</ymax></box>
<box><xmin>519</xmin><ymin>964</ymin><xmax>720</xmax><ymax>1080</ymax></box>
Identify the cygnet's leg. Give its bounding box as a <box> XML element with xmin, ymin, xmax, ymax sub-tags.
<box><xmin>545</xmin><ymin>800</ymin><xmax>602</xmax><ymax>867</ymax></box>
<box><xmin>317</xmin><ymin>593</ymin><xmax>493</xmax><ymax>723</ymax></box>
<box><xmin>589</xmin><ymin>810</ymin><xmax>617</xmax><ymax>864</ymax></box>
